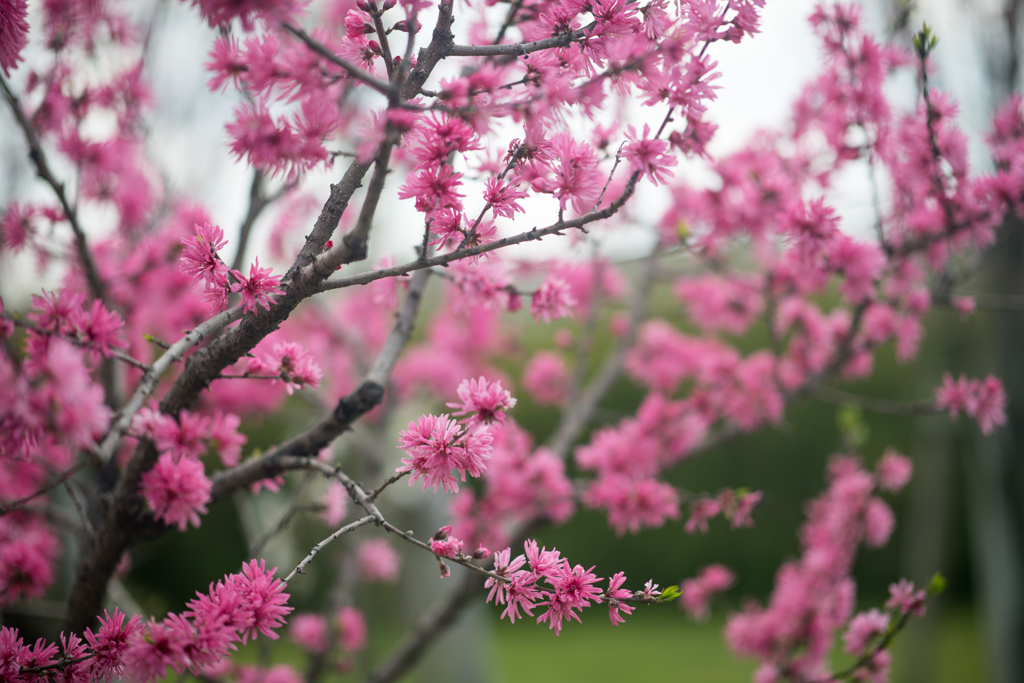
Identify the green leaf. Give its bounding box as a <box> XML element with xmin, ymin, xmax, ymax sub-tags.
<box><xmin>836</xmin><ymin>406</ymin><xmax>869</xmax><ymax>450</ymax></box>
<box><xmin>659</xmin><ymin>585</ymin><xmax>682</xmax><ymax>602</ymax></box>
<box><xmin>913</xmin><ymin>23</ymin><xmax>939</xmax><ymax>59</ymax></box>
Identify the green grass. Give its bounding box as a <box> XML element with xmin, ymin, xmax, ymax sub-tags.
<box><xmin>494</xmin><ymin>609</ymin><xmax>753</xmax><ymax>683</ymax></box>
<box><xmin>493</xmin><ymin>606</ymin><xmax>989</xmax><ymax>683</ymax></box>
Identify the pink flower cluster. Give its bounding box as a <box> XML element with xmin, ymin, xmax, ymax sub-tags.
<box><xmin>935</xmin><ymin>373</ymin><xmax>1007</xmax><ymax>434</ymax></box>
<box><xmin>575</xmin><ymin>393</ymin><xmax>721</xmax><ymax>535</ymax></box>
<box><xmin>396</xmin><ymin>378</ymin><xmax>516</xmax><ymax>493</ymax></box>
<box><xmin>679</xmin><ymin>564</ymin><xmax>735</xmax><ymax>620</ymax></box>
<box><xmin>356</xmin><ymin>538</ymin><xmax>400</xmax><ymax>583</ymax></box>
<box><xmin>1</xmin><ymin>334</ymin><xmax>112</xmax><ymax>464</ymax></box>
<box><xmin>132</xmin><ymin>407</ymin><xmax>247</xmax><ymax>530</ymax></box>
<box><xmin>248</xmin><ymin>341</ymin><xmax>324</xmax><ymax>394</ymax></box>
<box><xmin>288</xmin><ymin>605</ymin><xmax>368</xmax><ymax>657</ymax></box>
<box><xmin>484</xmin><ymin>540</ymin><xmax>645</xmax><ymax>635</ymax></box>
<box><xmin>723</xmin><ymin>454</ymin><xmax>914</xmax><ymax>682</ymax></box>
<box><xmin>2</xmin><ymin>560</ymin><xmax>290</xmax><ymax>682</ymax></box>
<box><xmin>0</xmin><ymin>513</ymin><xmax>58</xmax><ymax>606</ymax></box>
<box><xmin>0</xmin><ymin>0</ymin><xmax>29</xmax><ymax>78</ymax></box>
<box><xmin>684</xmin><ymin>489</ymin><xmax>764</xmax><ymax>535</ymax></box>
<box><xmin>449</xmin><ymin>422</ymin><xmax>575</xmax><ymax>552</ymax></box>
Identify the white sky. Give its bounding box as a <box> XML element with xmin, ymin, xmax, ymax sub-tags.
<box><xmin>0</xmin><ymin>0</ymin><xmax>1008</xmax><ymax>303</ymax></box>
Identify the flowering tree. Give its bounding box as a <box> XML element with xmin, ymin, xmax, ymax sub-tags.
<box><xmin>0</xmin><ymin>0</ymin><xmax>1021</xmax><ymax>681</ymax></box>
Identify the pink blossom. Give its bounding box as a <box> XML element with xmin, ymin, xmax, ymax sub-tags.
<box><xmin>154</xmin><ymin>409</ymin><xmax>211</xmax><ymax>461</ymax></box>
<box><xmin>531</xmin><ymin>276</ymin><xmax>576</xmax><ymax>323</ymax></box>
<box><xmin>536</xmin><ymin>561</ymin><xmax>602</xmax><ymax>635</ymax></box>
<box><xmin>679</xmin><ymin>564</ymin><xmax>735</xmax><ymax>620</ymax></box>
<box><xmin>447</xmin><ymin>376</ymin><xmax>517</xmax><ymax>428</ymax></box>
<box><xmin>430</xmin><ymin>536</ymin><xmax>463</xmax><ymax>558</ymax></box>
<box><xmin>84</xmin><ymin>608</ymin><xmax>143</xmax><ymax>680</ymax></box>
<box><xmin>863</xmin><ymin>497</ymin><xmax>895</xmax><ymax>548</ymax></box>
<box><xmin>321</xmin><ymin>480</ymin><xmax>349</xmax><ymax>527</ymax></box>
<box><xmin>139</xmin><ymin>453</ymin><xmax>212</xmax><ymax>531</ymax></box>
<box><xmin>483</xmin><ymin>177</ymin><xmax>529</xmax><ymax>219</ymax></box>
<box><xmin>0</xmin><ymin>0</ymin><xmax>29</xmax><ymax>77</ymax></box>
<box><xmin>486</xmin><ymin>548</ymin><xmax>527</xmax><ymax>602</ymax></box>
<box><xmin>398</xmin><ymin>164</ymin><xmax>465</xmax><ymax>215</ymax></box>
<box><xmin>675</xmin><ymin>274</ymin><xmax>764</xmax><ymax>335</ymax></box>
<box><xmin>357</xmin><ymin>538</ymin><xmax>400</xmax><ymax>582</ymax></box>
<box><xmin>685</xmin><ymin>497</ymin><xmax>722</xmax><ymax>534</ymax></box>
<box><xmin>234</xmin><ymin>559</ymin><xmax>293</xmax><ymax>642</ymax></box>
<box><xmin>584</xmin><ymin>475</ymin><xmax>680</xmax><ymax>535</ymax></box>
<box><xmin>0</xmin><ymin>515</ymin><xmax>58</xmax><ymax>605</ymax></box>
<box><xmin>289</xmin><ymin>614</ymin><xmax>329</xmax><ymax>654</ymax></box>
<box><xmin>875</xmin><ymin>450</ymin><xmax>913</xmax><ymax>492</ymax></box>
<box><xmin>396</xmin><ymin>414</ymin><xmax>493</xmax><ymax>493</ymax></box>
<box><xmin>336</xmin><ymin>606</ymin><xmax>367</xmax><ymax>652</ymax></box>
<box><xmin>972</xmin><ymin>376</ymin><xmax>1007</xmax><ymax>434</ymax></box>
<box><xmin>30</xmin><ymin>289</ymin><xmax>84</xmax><ymax>335</ymax></box>
<box><xmin>886</xmin><ymin>578</ymin><xmax>926</xmax><ymax>616</ymax></box>
<box><xmin>935</xmin><ymin>373</ymin><xmax>1007</xmax><ymax>434</ymax></box>
<box><xmin>522</xmin><ymin>352</ymin><xmax>570</xmax><ymax>405</ymax></box>
<box><xmin>180</xmin><ymin>222</ymin><xmax>229</xmax><ymax>289</ymax></box>
<box><xmin>408</xmin><ymin>113</ymin><xmax>481</xmax><ymax>168</ymax></box>
<box><xmin>843</xmin><ymin>609</ymin><xmax>889</xmax><ymax>654</ymax></box>
<box><xmin>603</xmin><ymin>571</ymin><xmax>635</xmax><ymax>626</ymax></box>
<box><xmin>623</xmin><ymin>124</ymin><xmax>677</xmax><ymax>186</ymax></box>
<box><xmin>259</xmin><ymin>341</ymin><xmax>324</xmax><ymax>394</ymax></box>
<box><xmin>125</xmin><ymin>617</ymin><xmax>189</xmax><ymax>681</ymax></box>
<box><xmin>209</xmin><ymin>410</ymin><xmax>247</xmax><ymax>467</ymax></box>
<box><xmin>539</xmin><ymin>133</ymin><xmax>605</xmax><ymax>215</ymax></box>
<box><xmin>951</xmin><ymin>295</ymin><xmax>976</xmax><ymax>318</ymax></box>
<box><xmin>728</xmin><ymin>490</ymin><xmax>764</xmax><ymax>529</ymax></box>
<box><xmin>192</xmin><ymin>0</ymin><xmax>306</xmax><ymax>29</ymax></box>
<box><xmin>232</xmin><ymin>258</ymin><xmax>285</xmax><ymax>314</ymax></box>
<box><xmin>205</xmin><ymin>36</ymin><xmax>247</xmax><ymax>92</ymax></box>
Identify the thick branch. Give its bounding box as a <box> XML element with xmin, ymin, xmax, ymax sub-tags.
<box><xmin>309</xmin><ymin>137</ymin><xmax>396</xmax><ymax>277</ymax></box>
<box><xmin>210</xmin><ymin>268</ymin><xmax>430</xmax><ymax>501</ymax></box>
<box><xmin>209</xmin><ymin>380</ymin><xmax>387</xmax><ymax>500</ymax></box>
<box><xmin>96</xmin><ymin>305</ymin><xmax>246</xmax><ymax>465</ymax></box>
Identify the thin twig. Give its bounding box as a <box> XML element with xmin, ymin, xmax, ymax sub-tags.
<box><xmin>0</xmin><ymin>75</ymin><xmax>108</xmax><ymax>303</ymax></box>
<box><xmin>209</xmin><ymin>269</ymin><xmax>431</xmax><ymax>501</ymax></box>
<box><xmin>96</xmin><ymin>304</ymin><xmax>246</xmax><ymax>464</ymax></box>
<box><xmin>0</xmin><ymin>461</ymin><xmax>89</xmax><ymax>516</ymax></box>
<box><xmin>284</xmin><ymin>515</ymin><xmax>376</xmax><ymax>582</ymax></box>
<box><xmin>282</xmin><ymin>23</ymin><xmax>395</xmax><ymax>96</ymax></box>
<box><xmin>317</xmin><ymin>169</ymin><xmax>643</xmax><ymax>293</ymax></box>
<box><xmin>230</xmin><ymin>170</ymin><xmax>268</xmax><ymax>273</ymax></box>
<box><xmin>810</xmin><ymin>385</ymin><xmax>940</xmax><ymax>417</ymax></box>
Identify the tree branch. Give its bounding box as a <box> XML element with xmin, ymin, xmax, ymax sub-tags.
<box><xmin>282</xmin><ymin>23</ymin><xmax>396</xmax><ymax>96</ymax></box>
<box><xmin>317</xmin><ymin>170</ymin><xmax>642</xmax><ymax>294</ymax></box>
<box><xmin>210</xmin><ymin>268</ymin><xmax>430</xmax><ymax>501</ymax></box>
<box><xmin>448</xmin><ymin>26</ymin><xmax>589</xmax><ymax>57</ymax></box>
<box><xmin>0</xmin><ymin>75</ymin><xmax>108</xmax><ymax>304</ymax></box>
